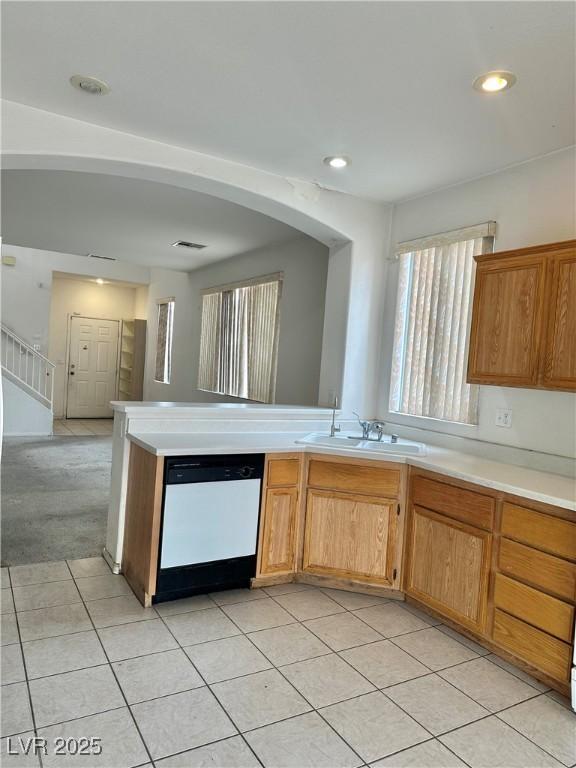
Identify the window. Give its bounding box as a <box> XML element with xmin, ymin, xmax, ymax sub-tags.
<box><xmin>198</xmin><ymin>273</ymin><xmax>282</xmax><ymax>402</ymax></box>
<box><xmin>154</xmin><ymin>298</ymin><xmax>174</xmax><ymax>383</ymax></box>
<box><xmin>389</xmin><ymin>223</ymin><xmax>495</xmax><ymax>425</ymax></box>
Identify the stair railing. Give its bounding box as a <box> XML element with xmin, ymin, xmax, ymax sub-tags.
<box><xmin>0</xmin><ymin>324</ymin><xmax>55</xmax><ymax>409</ymax></box>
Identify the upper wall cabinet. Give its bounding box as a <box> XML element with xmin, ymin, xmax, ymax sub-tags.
<box><xmin>467</xmin><ymin>240</ymin><xmax>576</xmax><ymax>391</ymax></box>
<box><xmin>544</xmin><ymin>247</ymin><xmax>576</xmax><ymax>388</ymax></box>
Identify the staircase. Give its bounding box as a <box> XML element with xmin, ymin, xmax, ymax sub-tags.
<box><xmin>1</xmin><ymin>324</ymin><xmax>55</xmax><ymax>434</ymax></box>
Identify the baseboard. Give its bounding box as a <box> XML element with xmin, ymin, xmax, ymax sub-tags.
<box><xmin>102</xmin><ymin>547</ymin><xmax>121</xmax><ymax>574</ymax></box>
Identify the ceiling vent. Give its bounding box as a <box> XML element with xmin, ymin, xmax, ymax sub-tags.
<box><xmin>171</xmin><ymin>240</ymin><xmax>207</xmax><ymax>250</ymax></box>
<box><xmin>86</xmin><ymin>253</ymin><xmax>117</xmax><ymax>261</ymax></box>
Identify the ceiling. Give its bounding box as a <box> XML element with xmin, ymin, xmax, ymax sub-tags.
<box><xmin>1</xmin><ymin>2</ymin><xmax>574</xmax><ymax>201</ymax></box>
<box><xmin>0</xmin><ymin>170</ymin><xmax>305</xmax><ymax>269</ymax></box>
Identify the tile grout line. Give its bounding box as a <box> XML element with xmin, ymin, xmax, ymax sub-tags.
<box><xmin>7</xmin><ymin>567</ymin><xmax>571</xmax><ymax>767</ymax></box>
<box><xmin>245</xmin><ymin>595</ymin><xmax>560</xmax><ymax>766</ymax></box>
<box><xmin>199</xmin><ymin>600</ymin><xmax>369</xmax><ymax>766</ymax></box>
<box><xmin>153</xmin><ymin>595</ymin><xmax>266</xmax><ymax>768</ymax></box>
<box><xmin>70</xmin><ymin>574</ymin><xmax>157</xmax><ymax>768</ymax></box>
<box><xmin>227</xmin><ymin>597</ymin><xmax>460</xmax><ymax>766</ymax></box>
<box><xmin>399</xmin><ymin>606</ymin><xmax>553</xmax><ymax>694</ymax></box>
<box><xmin>492</xmin><ymin>703</ymin><xmax>574</xmax><ymax>767</ymax></box>
<box><xmin>483</xmin><ymin>654</ymin><xmax>552</xmax><ymax>693</ymax></box>
<box><xmin>259</xmin><ymin>600</ymin><xmax>445</xmax><ymax>760</ymax></box>
<box><xmin>178</xmin><ymin>591</ymin><xmax>449</xmax><ymax>764</ymax></box>
<box><xmin>434</xmin><ymin>701</ymin><xmax>568</xmax><ymax>767</ymax></box>
<box><xmin>381</xmin><ymin>627</ymin><xmax>555</xmax><ymax>726</ymax></box>
<box><xmin>120</xmin><ymin>588</ymin><xmax>561</xmax><ymax>766</ymax></box>
<box><xmin>157</xmin><ymin>590</ymin><xmax>372</xmax><ymax>765</ymax></box>
<box><xmin>6</xmin><ymin>562</ymin><xmax>76</xmax><ymax>767</ymax></box>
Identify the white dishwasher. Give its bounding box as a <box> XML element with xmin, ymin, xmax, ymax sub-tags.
<box><xmin>155</xmin><ymin>454</ymin><xmax>264</xmax><ymax>602</ymax></box>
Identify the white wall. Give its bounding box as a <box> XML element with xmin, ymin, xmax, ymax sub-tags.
<box><xmin>183</xmin><ymin>236</ymin><xmax>329</xmax><ymax>406</ymax></box>
<box><xmin>134</xmin><ymin>285</ymin><xmax>149</xmax><ymax>319</ymax></box>
<box><xmin>379</xmin><ymin>148</ymin><xmax>576</xmax><ymax>458</ymax></box>
<box><xmin>48</xmin><ymin>276</ymin><xmax>141</xmax><ymax>418</ymax></box>
<box><xmin>3</xmin><ymin>101</ymin><xmax>392</xmax><ymax>417</ymax></box>
<box><xmin>0</xmin><ymin>245</ymin><xmax>150</xmax><ymax>419</ymax></box>
<box><xmin>0</xmin><ymin>244</ymin><xmax>150</xmax><ymax>358</ymax></box>
<box><xmin>2</xmin><ymin>374</ymin><xmax>53</xmax><ymax>435</ymax></box>
<box><xmin>143</xmin><ymin>268</ymin><xmax>196</xmax><ymax>402</ymax></box>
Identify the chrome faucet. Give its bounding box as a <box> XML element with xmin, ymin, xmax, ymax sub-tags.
<box><xmin>369</xmin><ymin>420</ymin><xmax>387</xmax><ymax>441</ymax></box>
<box><xmin>353</xmin><ymin>412</ymin><xmax>372</xmax><ymax>439</ymax></box>
<box><xmin>330</xmin><ymin>396</ymin><xmax>341</xmax><ymax>438</ymax></box>
<box><xmin>353</xmin><ymin>412</ymin><xmax>389</xmax><ymax>442</ymax></box>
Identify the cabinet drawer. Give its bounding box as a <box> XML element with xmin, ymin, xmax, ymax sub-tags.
<box><xmin>411</xmin><ymin>476</ymin><xmax>494</xmax><ymax>530</ymax></box>
<box><xmin>308</xmin><ymin>460</ymin><xmax>400</xmax><ymax>497</ymax></box>
<box><xmin>499</xmin><ymin>538</ymin><xmax>576</xmax><ymax>602</ymax></box>
<box><xmin>501</xmin><ymin>503</ymin><xmax>576</xmax><ymax>561</ymax></box>
<box><xmin>267</xmin><ymin>458</ymin><xmax>300</xmax><ymax>487</ymax></box>
<box><xmin>492</xmin><ymin>609</ymin><xmax>572</xmax><ymax>684</ymax></box>
<box><xmin>493</xmin><ymin>573</ymin><xmax>574</xmax><ymax>642</ymax></box>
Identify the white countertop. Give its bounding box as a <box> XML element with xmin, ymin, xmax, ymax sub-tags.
<box><xmin>112</xmin><ymin>401</ymin><xmax>334</xmax><ymax>418</ymax></box>
<box><xmin>128</xmin><ymin>431</ymin><xmax>576</xmax><ymax>512</ymax></box>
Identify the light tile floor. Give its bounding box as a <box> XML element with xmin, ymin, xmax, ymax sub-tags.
<box><xmin>1</xmin><ymin>559</ymin><xmax>574</xmax><ymax>768</ymax></box>
<box><xmin>52</xmin><ymin>419</ymin><xmax>114</xmax><ymax>437</ymax></box>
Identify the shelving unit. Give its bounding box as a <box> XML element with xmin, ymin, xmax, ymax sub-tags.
<box><xmin>117</xmin><ymin>319</ymin><xmax>146</xmax><ymax>401</ymax></box>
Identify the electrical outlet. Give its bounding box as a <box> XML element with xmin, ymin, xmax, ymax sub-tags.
<box><xmin>495</xmin><ymin>408</ymin><xmax>513</xmax><ymax>428</ymax></box>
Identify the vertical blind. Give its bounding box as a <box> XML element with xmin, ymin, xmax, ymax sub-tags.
<box><xmin>198</xmin><ymin>274</ymin><xmax>282</xmax><ymax>402</ymax></box>
<box><xmin>389</xmin><ymin>224</ymin><xmax>495</xmax><ymax>425</ymax></box>
<box><xmin>154</xmin><ymin>298</ymin><xmax>174</xmax><ymax>383</ymax></box>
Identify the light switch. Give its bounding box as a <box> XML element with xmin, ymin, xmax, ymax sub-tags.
<box><xmin>495</xmin><ymin>408</ymin><xmax>513</xmax><ymax>428</ymax></box>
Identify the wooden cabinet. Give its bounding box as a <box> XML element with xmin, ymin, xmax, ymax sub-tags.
<box><xmin>405</xmin><ymin>504</ymin><xmax>491</xmax><ymax>633</ymax></box>
<box><xmin>307</xmin><ymin>459</ymin><xmax>401</xmax><ymax>497</ymax></box>
<box><xmin>259</xmin><ymin>487</ymin><xmax>299</xmax><ymax>574</ymax></box>
<box><xmin>467</xmin><ymin>240</ymin><xmax>576</xmax><ymax>391</ymax></box>
<box><xmin>493</xmin><ymin>609</ymin><xmax>572</xmax><ymax>685</ymax></box>
<box><xmin>302</xmin><ymin>457</ymin><xmax>404</xmax><ymax>589</ymax></box>
<box><xmin>405</xmin><ymin>474</ymin><xmax>495</xmax><ymax>622</ymax></box>
<box><xmin>405</xmin><ymin>470</ymin><xmax>575</xmax><ymax>693</ymax></box>
<box><xmin>411</xmin><ymin>475</ymin><xmax>494</xmax><ymax>531</ymax></box>
<box><xmin>256</xmin><ymin>455</ymin><xmax>301</xmax><ymax>578</ymax></box>
<box><xmin>493</xmin><ymin>501</ymin><xmax>576</xmax><ymax>688</ymax></box>
<box><xmin>544</xmin><ymin>248</ymin><xmax>576</xmax><ymax>387</ymax></box>
<box><xmin>493</xmin><ymin>573</ymin><xmax>574</xmax><ymax>643</ymax></box>
<box><xmin>303</xmin><ymin>490</ymin><xmax>397</xmax><ymax>585</ymax></box>
<box><xmin>122</xmin><ymin>443</ymin><xmax>164</xmax><ymax>607</ymax></box>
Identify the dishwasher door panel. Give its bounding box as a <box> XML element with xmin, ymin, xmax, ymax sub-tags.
<box><xmin>160</xmin><ymin>479</ymin><xmax>261</xmax><ymax>569</ymax></box>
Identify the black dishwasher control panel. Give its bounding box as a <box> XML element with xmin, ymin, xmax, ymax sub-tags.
<box><xmin>165</xmin><ymin>454</ymin><xmax>265</xmax><ymax>485</ymax></box>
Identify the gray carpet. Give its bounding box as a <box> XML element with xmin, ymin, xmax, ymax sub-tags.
<box><xmin>1</xmin><ymin>435</ymin><xmax>113</xmax><ymax>566</ymax></box>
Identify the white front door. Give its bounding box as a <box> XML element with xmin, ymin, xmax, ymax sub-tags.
<box><xmin>67</xmin><ymin>317</ymin><xmax>119</xmax><ymax>418</ymax></box>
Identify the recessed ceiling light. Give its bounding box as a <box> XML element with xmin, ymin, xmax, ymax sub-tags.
<box><xmin>473</xmin><ymin>71</ymin><xmax>516</xmax><ymax>93</ymax></box>
<box><xmin>323</xmin><ymin>156</ymin><xmax>350</xmax><ymax>169</ymax></box>
<box><xmin>70</xmin><ymin>75</ymin><xmax>110</xmax><ymax>95</ymax></box>
<box><xmin>96</xmin><ymin>278</ymin><xmax>105</xmax><ymax>285</ymax></box>
<box><xmin>171</xmin><ymin>240</ymin><xmax>207</xmax><ymax>250</ymax></box>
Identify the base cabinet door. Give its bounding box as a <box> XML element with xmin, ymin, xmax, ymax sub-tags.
<box><xmin>303</xmin><ymin>489</ymin><xmax>397</xmax><ymax>585</ymax></box>
<box><xmin>405</xmin><ymin>506</ymin><xmax>492</xmax><ymax>634</ymax></box>
<box><xmin>259</xmin><ymin>487</ymin><xmax>298</xmax><ymax>575</ymax></box>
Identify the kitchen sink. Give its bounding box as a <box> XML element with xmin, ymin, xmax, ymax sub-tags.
<box><xmin>296</xmin><ymin>433</ymin><xmax>426</xmax><ymax>455</ymax></box>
